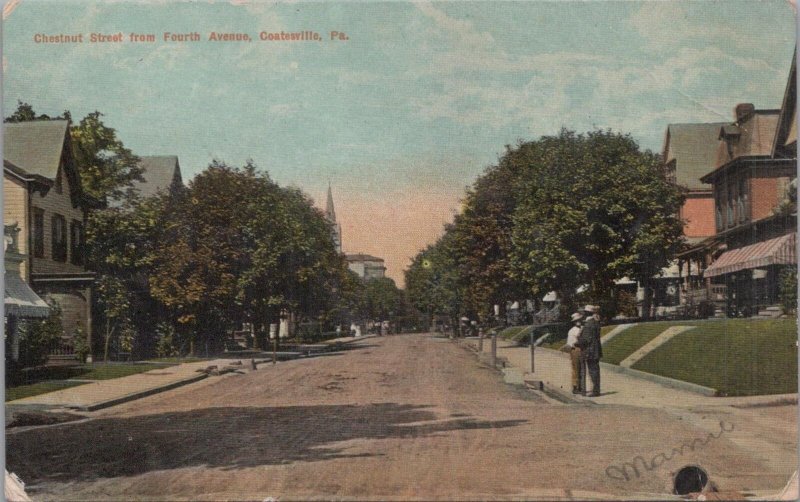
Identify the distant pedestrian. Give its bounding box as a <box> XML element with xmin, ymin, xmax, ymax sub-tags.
<box><xmin>565</xmin><ymin>312</ymin><xmax>584</xmax><ymax>395</ymax></box>
<box><xmin>578</xmin><ymin>305</ymin><xmax>603</xmax><ymax>397</ymax></box>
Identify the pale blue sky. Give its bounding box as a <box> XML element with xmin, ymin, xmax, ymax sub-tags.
<box><xmin>3</xmin><ymin>1</ymin><xmax>796</xmax><ymax>282</ymax></box>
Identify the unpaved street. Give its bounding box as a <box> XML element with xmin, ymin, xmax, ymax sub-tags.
<box><xmin>7</xmin><ymin>334</ymin><xmax>796</xmax><ymax>500</ymax></box>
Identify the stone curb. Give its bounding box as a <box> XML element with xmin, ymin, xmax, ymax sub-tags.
<box><xmin>540</xmin><ymin>347</ymin><xmax>719</xmax><ymax>397</ymax></box>
<box><xmin>599</xmin><ymin>361</ymin><xmax>718</xmax><ymax>397</ymax></box>
<box><xmin>68</xmin><ymin>373</ymin><xmax>209</xmax><ymax>412</ymax></box>
<box><xmin>536</xmin><ymin>347</ymin><xmax>719</xmax><ymax>397</ymax></box>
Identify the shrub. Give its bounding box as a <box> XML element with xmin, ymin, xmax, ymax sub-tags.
<box><xmin>72</xmin><ymin>325</ymin><xmax>90</xmax><ymax>363</ymax></box>
<box><xmin>697</xmin><ymin>300</ymin><xmax>716</xmax><ymax>319</ymax></box>
<box><xmin>615</xmin><ymin>290</ymin><xmax>638</xmax><ymax>318</ymax></box>
<box><xmin>779</xmin><ymin>267</ymin><xmax>797</xmax><ymax>315</ymax></box>
<box><xmin>6</xmin><ymin>307</ymin><xmax>64</xmax><ymax>380</ymax></box>
<box><xmin>155</xmin><ymin>322</ymin><xmax>179</xmax><ymax>358</ymax></box>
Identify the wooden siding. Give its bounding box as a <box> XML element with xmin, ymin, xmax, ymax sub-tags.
<box><xmin>29</xmin><ymin>167</ymin><xmax>86</xmax><ymax>275</ymax></box>
<box><xmin>3</xmin><ymin>173</ymin><xmax>29</xmax><ymax>278</ymax></box>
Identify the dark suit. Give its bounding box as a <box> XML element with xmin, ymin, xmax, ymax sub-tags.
<box><xmin>579</xmin><ymin>316</ymin><xmax>602</xmax><ymax>394</ymax></box>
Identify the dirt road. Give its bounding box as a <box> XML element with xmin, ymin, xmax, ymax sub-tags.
<box><xmin>7</xmin><ymin>334</ymin><xmax>796</xmax><ymax>500</ymax></box>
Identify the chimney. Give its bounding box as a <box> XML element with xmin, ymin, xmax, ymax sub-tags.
<box><xmin>734</xmin><ymin>103</ymin><xmax>755</xmax><ymax>123</ymax></box>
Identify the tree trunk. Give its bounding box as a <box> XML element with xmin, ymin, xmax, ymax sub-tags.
<box><xmin>642</xmin><ymin>282</ymin><xmax>653</xmax><ymax>320</ymax></box>
<box><xmin>103</xmin><ymin>317</ymin><xmax>112</xmax><ymax>363</ymax></box>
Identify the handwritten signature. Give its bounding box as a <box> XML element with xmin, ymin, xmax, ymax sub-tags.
<box><xmin>605</xmin><ymin>420</ymin><xmax>735</xmax><ymax>482</ymax></box>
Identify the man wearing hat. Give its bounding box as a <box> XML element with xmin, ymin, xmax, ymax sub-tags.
<box><xmin>578</xmin><ymin>305</ymin><xmax>603</xmax><ymax>396</ymax></box>
<box><xmin>565</xmin><ymin>312</ymin><xmax>585</xmax><ymax>394</ymax></box>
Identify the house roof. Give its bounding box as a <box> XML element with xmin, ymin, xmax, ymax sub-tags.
<box><xmin>663</xmin><ymin>122</ymin><xmax>726</xmax><ymax>190</ymax></box>
<box><xmin>132</xmin><ymin>156</ymin><xmax>182</xmax><ymax>198</ymax></box>
<box><xmin>3</xmin><ymin>159</ymin><xmax>53</xmax><ymax>190</ymax></box>
<box><xmin>773</xmin><ymin>52</ymin><xmax>797</xmax><ymax>157</ymax></box>
<box><xmin>701</xmin><ymin>109</ymin><xmax>781</xmax><ymax>183</ymax></box>
<box><xmin>346</xmin><ymin>253</ymin><xmax>384</xmax><ymax>263</ymax></box>
<box><xmin>714</xmin><ymin>110</ymin><xmax>780</xmax><ymax>166</ymax></box>
<box><xmin>3</xmin><ymin>120</ymin><xmax>71</xmax><ymax>180</ymax></box>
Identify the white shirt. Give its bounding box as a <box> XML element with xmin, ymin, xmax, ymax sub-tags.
<box><xmin>566</xmin><ymin>325</ymin><xmax>582</xmax><ymax>348</ymax></box>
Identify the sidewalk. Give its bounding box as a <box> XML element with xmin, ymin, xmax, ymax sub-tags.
<box><xmin>460</xmin><ymin>336</ymin><xmax>798</xmax><ymax>498</ymax></box>
<box><xmin>7</xmin><ymin>335</ymin><xmax>373</xmax><ymax>412</ymax></box>
<box><xmin>462</xmin><ymin>337</ymin><xmax>797</xmax><ymax>409</ymax></box>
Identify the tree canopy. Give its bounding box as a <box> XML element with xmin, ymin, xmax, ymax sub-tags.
<box><xmin>406</xmin><ymin>129</ymin><xmax>685</xmax><ymax>322</ymax></box>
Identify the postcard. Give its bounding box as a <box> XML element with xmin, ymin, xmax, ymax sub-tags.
<box><xmin>2</xmin><ymin>1</ymin><xmax>798</xmax><ymax>500</ymax></box>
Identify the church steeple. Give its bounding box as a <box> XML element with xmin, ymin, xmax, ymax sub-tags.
<box><xmin>325</xmin><ymin>184</ymin><xmax>342</xmax><ymax>254</ymax></box>
<box><xmin>326</xmin><ymin>183</ymin><xmax>336</xmax><ymax>223</ymax></box>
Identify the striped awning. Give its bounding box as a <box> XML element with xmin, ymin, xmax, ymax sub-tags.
<box><xmin>5</xmin><ymin>272</ymin><xmax>50</xmax><ymax>318</ymax></box>
<box><xmin>704</xmin><ymin>232</ymin><xmax>796</xmax><ymax>278</ymax></box>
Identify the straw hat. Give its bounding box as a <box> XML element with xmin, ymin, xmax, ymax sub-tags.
<box><xmin>570</xmin><ymin>312</ymin><xmax>583</xmax><ymax>322</ymax></box>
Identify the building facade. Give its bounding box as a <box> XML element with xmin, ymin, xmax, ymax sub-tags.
<box><xmin>346</xmin><ymin>253</ymin><xmax>386</xmax><ymax>280</ymax></box>
<box><xmin>676</xmin><ymin>56</ymin><xmax>797</xmax><ymax>317</ymax></box>
<box><xmin>3</xmin><ymin>120</ymin><xmax>97</xmax><ymax>355</ymax></box>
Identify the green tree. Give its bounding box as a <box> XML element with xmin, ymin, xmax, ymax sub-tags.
<box><xmin>6</xmin><ymin>306</ymin><xmax>64</xmax><ymax>379</ymax></box>
<box><xmin>5</xmin><ymin>102</ymin><xmax>142</xmax><ymax>205</ymax></box>
<box><xmin>86</xmin><ymin>193</ymin><xmax>170</xmax><ymax>357</ymax></box>
<box><xmin>363</xmin><ymin>277</ymin><xmax>406</xmax><ymax>321</ymax></box>
<box><xmin>149</xmin><ymin>160</ymin><xmax>349</xmax><ymax>354</ymax></box>
<box><xmin>405</xmin><ymin>230</ymin><xmax>465</xmax><ymax>329</ymax></box>
<box><xmin>70</xmin><ymin>111</ymin><xmax>143</xmax><ymax>205</ymax></box>
<box><xmin>779</xmin><ymin>267</ymin><xmax>797</xmax><ymax>315</ymax></box>
<box><xmin>149</xmin><ymin>161</ymin><xmax>265</xmax><ymax>354</ymax></box>
<box><xmin>448</xmin><ymin>144</ymin><xmax>537</xmax><ymax>321</ymax></box>
<box><xmin>510</xmin><ymin>129</ymin><xmax>684</xmax><ymax>317</ymax></box>
<box><xmin>96</xmin><ymin>275</ymin><xmax>133</xmax><ymax>362</ymax></box>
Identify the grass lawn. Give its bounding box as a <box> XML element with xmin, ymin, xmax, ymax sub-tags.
<box><xmin>600</xmin><ymin>321</ymin><xmax>690</xmax><ymax>365</ymax></box>
<box><xmin>6</xmin><ymin>381</ymin><xmax>88</xmax><ymax>402</ymax></box>
<box><xmin>633</xmin><ymin>318</ymin><xmax>798</xmax><ymax>396</ymax></box>
<box><xmin>498</xmin><ymin>326</ymin><xmax>528</xmax><ymax>340</ymax></box>
<box><xmin>541</xmin><ymin>324</ymin><xmax>616</xmax><ymax>350</ymax></box>
<box><xmin>147</xmin><ymin>357</ymin><xmax>208</xmax><ymax>364</ymax></box>
<box><xmin>6</xmin><ymin>362</ymin><xmax>176</xmax><ymax>401</ymax></box>
<box><xmin>79</xmin><ymin>363</ymin><xmax>174</xmax><ymax>380</ymax></box>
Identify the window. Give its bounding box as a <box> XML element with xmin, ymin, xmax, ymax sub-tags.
<box><xmin>51</xmin><ymin>214</ymin><xmax>67</xmax><ymax>262</ymax></box>
<box><xmin>33</xmin><ymin>208</ymin><xmax>45</xmax><ymax>258</ymax></box>
<box><xmin>738</xmin><ymin>177</ymin><xmax>748</xmax><ymax>222</ymax></box>
<box><xmin>726</xmin><ymin>183</ymin><xmax>734</xmax><ymax>227</ymax></box>
<box><xmin>70</xmin><ymin>220</ymin><xmax>84</xmax><ymax>265</ymax></box>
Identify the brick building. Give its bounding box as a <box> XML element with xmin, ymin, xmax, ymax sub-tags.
<box><xmin>663</xmin><ymin>122</ymin><xmax>727</xmax><ymax>240</ymax></box>
<box><xmin>676</xmin><ymin>56</ymin><xmax>797</xmax><ymax>316</ymax></box>
<box><xmin>648</xmin><ymin>122</ymin><xmax>726</xmax><ymax>316</ymax></box>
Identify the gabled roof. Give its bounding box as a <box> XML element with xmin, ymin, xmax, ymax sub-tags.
<box><xmin>132</xmin><ymin>156</ymin><xmax>183</xmax><ymax>198</ymax></box>
<box><xmin>701</xmin><ymin>109</ymin><xmax>781</xmax><ymax>183</ymax></box>
<box><xmin>714</xmin><ymin>110</ymin><xmax>780</xmax><ymax>167</ymax></box>
<box><xmin>4</xmin><ymin>120</ymin><xmax>72</xmax><ymax>179</ymax></box>
<box><xmin>773</xmin><ymin>52</ymin><xmax>796</xmax><ymax>158</ymax></box>
<box><xmin>3</xmin><ymin>159</ymin><xmax>53</xmax><ymax>191</ymax></box>
<box><xmin>663</xmin><ymin>122</ymin><xmax>726</xmax><ymax>190</ymax></box>
<box><xmin>3</xmin><ymin>120</ymin><xmax>96</xmax><ymax>208</ymax></box>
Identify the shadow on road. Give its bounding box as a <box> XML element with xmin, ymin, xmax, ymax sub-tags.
<box><xmin>8</xmin><ymin>403</ymin><xmax>526</xmax><ymax>484</ymax></box>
